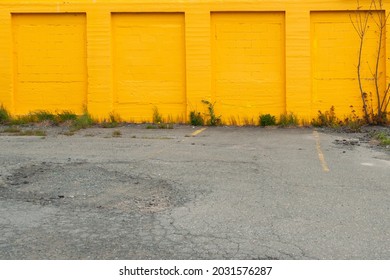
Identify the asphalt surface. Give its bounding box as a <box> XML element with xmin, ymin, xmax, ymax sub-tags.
<box><xmin>0</xmin><ymin>125</ymin><xmax>389</xmax><ymax>259</ymax></box>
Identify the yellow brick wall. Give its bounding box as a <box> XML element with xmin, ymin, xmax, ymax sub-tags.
<box><xmin>211</xmin><ymin>12</ymin><xmax>285</xmax><ymax>124</ymax></box>
<box><xmin>0</xmin><ymin>0</ymin><xmax>389</xmax><ymax>124</ymax></box>
<box><xmin>12</xmin><ymin>13</ymin><xmax>87</xmax><ymax>115</ymax></box>
<box><xmin>112</xmin><ymin>13</ymin><xmax>186</xmax><ymax>122</ymax></box>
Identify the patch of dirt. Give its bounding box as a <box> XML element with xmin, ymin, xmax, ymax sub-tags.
<box><xmin>1</xmin><ymin>162</ymin><xmax>187</xmax><ymax>214</ymax></box>
<box><xmin>320</xmin><ymin>125</ymin><xmax>390</xmax><ymax>152</ymax></box>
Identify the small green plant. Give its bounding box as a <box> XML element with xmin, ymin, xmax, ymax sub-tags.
<box><xmin>146</xmin><ymin>123</ymin><xmax>173</xmax><ymax>129</ymax></box>
<box><xmin>259</xmin><ymin>114</ymin><xmax>276</xmax><ymax>127</ymax></box>
<box><xmin>152</xmin><ymin>107</ymin><xmax>163</xmax><ymax>124</ymax></box>
<box><xmin>29</xmin><ymin>111</ymin><xmax>57</xmax><ymax>124</ymax></box>
<box><xmin>201</xmin><ymin>100</ymin><xmax>221</xmax><ymax>126</ymax></box>
<box><xmin>9</xmin><ymin>110</ymin><xmax>58</xmax><ymax>125</ymax></box>
<box><xmin>343</xmin><ymin>106</ymin><xmax>365</xmax><ymax>132</ymax></box>
<box><xmin>0</xmin><ymin>104</ymin><xmax>11</xmax><ymax>124</ymax></box>
<box><xmin>72</xmin><ymin>111</ymin><xmax>95</xmax><ymax>130</ymax></box>
<box><xmin>56</xmin><ymin>111</ymin><xmax>78</xmax><ymax>123</ymax></box>
<box><xmin>101</xmin><ymin>112</ymin><xmax>121</xmax><ymax>128</ymax></box>
<box><xmin>279</xmin><ymin>112</ymin><xmax>299</xmax><ymax>127</ymax></box>
<box><xmin>112</xmin><ymin>130</ymin><xmax>122</xmax><ymax>137</ymax></box>
<box><xmin>375</xmin><ymin>131</ymin><xmax>390</xmax><ymax>146</ymax></box>
<box><xmin>9</xmin><ymin>115</ymin><xmax>33</xmax><ymax>125</ymax></box>
<box><xmin>149</xmin><ymin>107</ymin><xmax>173</xmax><ymax>129</ymax></box>
<box><xmin>311</xmin><ymin>106</ymin><xmax>340</xmax><ymax>127</ymax></box>
<box><xmin>189</xmin><ymin>111</ymin><xmax>204</xmax><ymax>126</ymax></box>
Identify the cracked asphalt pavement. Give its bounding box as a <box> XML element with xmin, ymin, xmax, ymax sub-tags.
<box><xmin>0</xmin><ymin>125</ymin><xmax>389</xmax><ymax>259</ymax></box>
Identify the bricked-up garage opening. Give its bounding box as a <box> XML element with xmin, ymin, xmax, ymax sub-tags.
<box><xmin>211</xmin><ymin>12</ymin><xmax>286</xmax><ymax>125</ymax></box>
<box><xmin>12</xmin><ymin>13</ymin><xmax>87</xmax><ymax>115</ymax></box>
<box><xmin>311</xmin><ymin>11</ymin><xmax>386</xmax><ymax>117</ymax></box>
<box><xmin>112</xmin><ymin>13</ymin><xmax>186</xmax><ymax>123</ymax></box>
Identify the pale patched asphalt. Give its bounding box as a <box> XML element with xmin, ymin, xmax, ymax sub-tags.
<box><xmin>0</xmin><ymin>125</ymin><xmax>389</xmax><ymax>259</ymax></box>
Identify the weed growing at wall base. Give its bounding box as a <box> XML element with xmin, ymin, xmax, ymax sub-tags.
<box><xmin>343</xmin><ymin>106</ymin><xmax>365</xmax><ymax>132</ymax></box>
<box><xmin>101</xmin><ymin>112</ymin><xmax>121</xmax><ymax>128</ymax></box>
<box><xmin>311</xmin><ymin>106</ymin><xmax>340</xmax><ymax>127</ymax></box>
<box><xmin>375</xmin><ymin>131</ymin><xmax>390</xmax><ymax>146</ymax></box>
<box><xmin>153</xmin><ymin>107</ymin><xmax>163</xmax><ymax>124</ymax></box>
<box><xmin>279</xmin><ymin>112</ymin><xmax>299</xmax><ymax>127</ymax></box>
<box><xmin>201</xmin><ymin>100</ymin><xmax>221</xmax><ymax>126</ymax></box>
<box><xmin>147</xmin><ymin>107</ymin><xmax>174</xmax><ymax>129</ymax></box>
<box><xmin>57</xmin><ymin>111</ymin><xmax>78</xmax><ymax>123</ymax></box>
<box><xmin>259</xmin><ymin>114</ymin><xmax>276</xmax><ymax>127</ymax></box>
<box><xmin>0</xmin><ymin>105</ymin><xmax>11</xmax><ymax>124</ymax></box>
<box><xmin>72</xmin><ymin>111</ymin><xmax>95</xmax><ymax>130</ymax></box>
<box><xmin>189</xmin><ymin>111</ymin><xmax>204</xmax><ymax>126</ymax></box>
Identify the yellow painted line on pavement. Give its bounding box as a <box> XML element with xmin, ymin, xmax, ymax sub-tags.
<box><xmin>313</xmin><ymin>130</ymin><xmax>330</xmax><ymax>172</ymax></box>
<box><xmin>191</xmin><ymin>127</ymin><xmax>207</xmax><ymax>137</ymax></box>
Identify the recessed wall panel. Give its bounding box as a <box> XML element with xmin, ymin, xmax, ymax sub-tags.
<box><xmin>211</xmin><ymin>12</ymin><xmax>286</xmax><ymax>124</ymax></box>
<box><xmin>12</xmin><ymin>13</ymin><xmax>87</xmax><ymax>114</ymax></box>
<box><xmin>311</xmin><ymin>11</ymin><xmax>385</xmax><ymax>117</ymax></box>
<box><xmin>112</xmin><ymin>13</ymin><xmax>186</xmax><ymax>122</ymax></box>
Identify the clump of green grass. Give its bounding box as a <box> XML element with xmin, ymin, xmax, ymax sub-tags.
<box><xmin>189</xmin><ymin>111</ymin><xmax>204</xmax><ymax>126</ymax></box>
<box><xmin>279</xmin><ymin>112</ymin><xmax>299</xmax><ymax>127</ymax></box>
<box><xmin>259</xmin><ymin>114</ymin><xmax>276</xmax><ymax>127</ymax></box>
<box><xmin>56</xmin><ymin>111</ymin><xmax>78</xmax><ymax>123</ymax></box>
<box><xmin>343</xmin><ymin>106</ymin><xmax>365</xmax><ymax>132</ymax></box>
<box><xmin>9</xmin><ymin>110</ymin><xmax>78</xmax><ymax>125</ymax></box>
<box><xmin>375</xmin><ymin>131</ymin><xmax>390</xmax><ymax>146</ymax></box>
<box><xmin>101</xmin><ymin>112</ymin><xmax>121</xmax><ymax>128</ymax></box>
<box><xmin>9</xmin><ymin>115</ymin><xmax>33</xmax><ymax>125</ymax></box>
<box><xmin>8</xmin><ymin>111</ymin><xmax>56</xmax><ymax>125</ymax></box>
<box><xmin>0</xmin><ymin>104</ymin><xmax>11</xmax><ymax>124</ymax></box>
<box><xmin>30</xmin><ymin>111</ymin><xmax>57</xmax><ymax>123</ymax></box>
<box><xmin>152</xmin><ymin>107</ymin><xmax>163</xmax><ymax>124</ymax></box>
<box><xmin>72</xmin><ymin>111</ymin><xmax>95</xmax><ymax>130</ymax></box>
<box><xmin>148</xmin><ymin>107</ymin><xmax>173</xmax><ymax>129</ymax></box>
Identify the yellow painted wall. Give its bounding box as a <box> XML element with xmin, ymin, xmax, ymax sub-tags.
<box><xmin>0</xmin><ymin>0</ymin><xmax>389</xmax><ymax>124</ymax></box>
<box><xmin>311</xmin><ymin>11</ymin><xmax>386</xmax><ymax>117</ymax></box>
<box><xmin>211</xmin><ymin>12</ymin><xmax>285</xmax><ymax>124</ymax></box>
<box><xmin>12</xmin><ymin>13</ymin><xmax>87</xmax><ymax>115</ymax></box>
<box><xmin>112</xmin><ymin>13</ymin><xmax>186</xmax><ymax>122</ymax></box>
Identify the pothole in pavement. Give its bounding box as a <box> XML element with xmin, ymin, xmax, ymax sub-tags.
<box><xmin>1</xmin><ymin>162</ymin><xmax>187</xmax><ymax>214</ymax></box>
